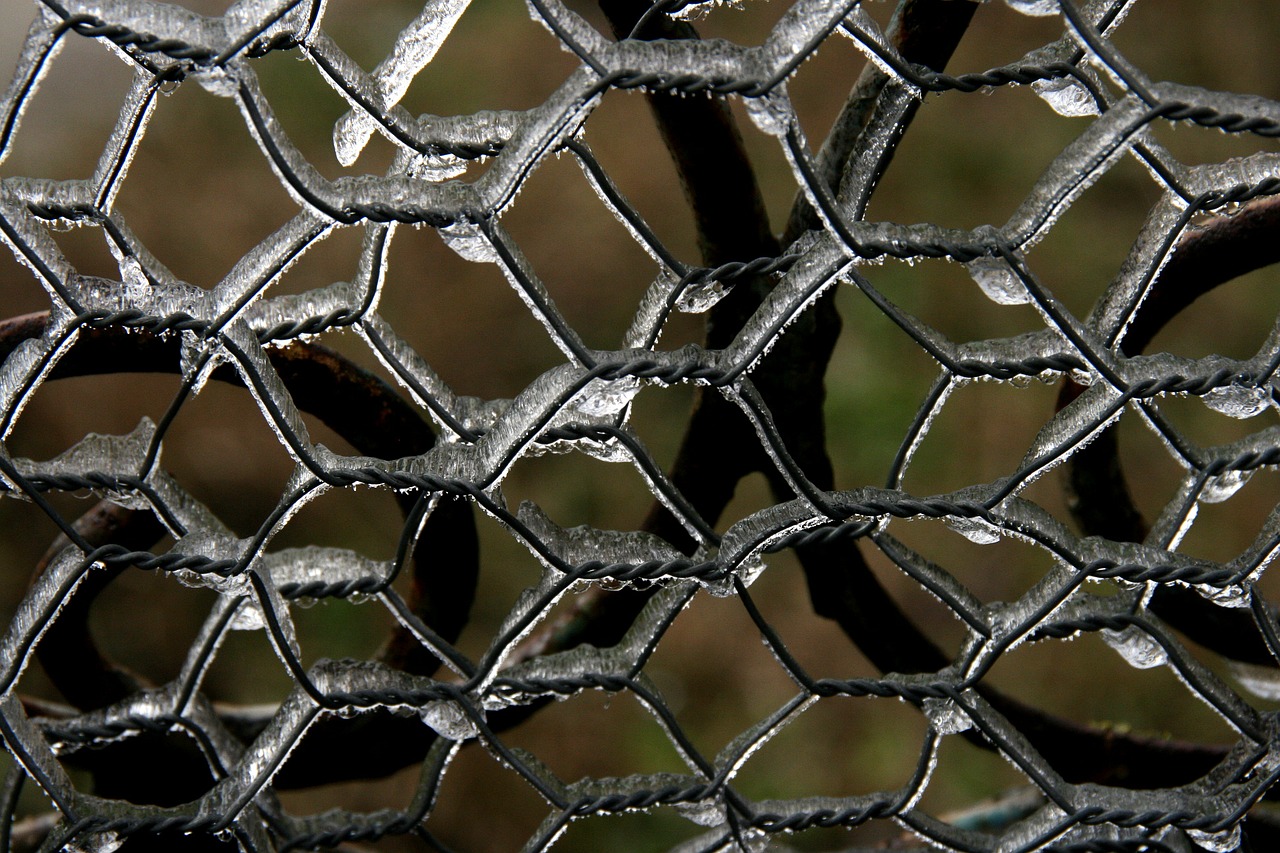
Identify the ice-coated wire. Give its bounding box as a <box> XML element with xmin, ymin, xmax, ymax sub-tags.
<box><xmin>1</xmin><ymin>0</ymin><xmax>1280</xmax><ymax>851</ymax></box>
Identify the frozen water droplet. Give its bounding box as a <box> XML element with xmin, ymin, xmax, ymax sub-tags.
<box><xmin>737</xmin><ymin>550</ymin><xmax>762</xmax><ymax>584</ymax></box>
<box><xmin>195</xmin><ymin>68</ymin><xmax>237</xmax><ymax>98</ymax></box>
<box><xmin>671</xmin><ymin>0</ymin><xmax>715</xmax><ymax>21</ymax></box>
<box><xmin>66</xmin><ymin>832</ymin><xmax>122</xmax><ymax>853</ymax></box>
<box><xmin>1200</xmin><ymin>469</ymin><xmax>1253</xmax><ymax>503</ymax></box>
<box><xmin>118</xmin><ymin>255</ymin><xmax>149</xmax><ymax>297</ymax></box>
<box><xmin>574</xmin><ymin>376</ymin><xmax>640</xmax><ymax>417</ymax></box>
<box><xmin>676</xmin><ymin>279</ymin><xmax>727</xmax><ymax>313</ymax></box>
<box><xmin>1069</xmin><ymin>368</ymin><xmax>1095</xmax><ymax>386</ymax></box>
<box><xmin>706</xmin><ymin>554</ymin><xmax>765</xmax><ymax>597</ymax></box>
<box><xmin>421</xmin><ymin>700</ymin><xmax>478</xmax><ymax>741</ymax></box>
<box><xmin>745</xmin><ymin>94</ymin><xmax>792</xmax><ymax>137</ymax></box>
<box><xmin>1230</xmin><ymin>661</ymin><xmax>1280</xmax><ymax>700</ymax></box>
<box><xmin>576</xmin><ymin>435</ymin><xmax>631</xmax><ymax>463</ymax></box>
<box><xmin>923</xmin><ymin>697</ymin><xmax>972</xmax><ymax>735</ymax></box>
<box><xmin>1187</xmin><ymin>825</ymin><xmax>1241</xmax><ymax>853</ymax></box>
<box><xmin>439</xmin><ymin>221</ymin><xmax>498</xmax><ymax>263</ymax></box>
<box><xmin>1032</xmin><ymin>77</ymin><xmax>1099</xmax><ymax>117</ymax></box>
<box><xmin>675</xmin><ymin>795</ymin><xmax>725</xmax><ymax>826</ymax></box>
<box><xmin>945</xmin><ymin>516</ymin><xmax>1002</xmax><ymax>545</ymax></box>
<box><xmin>330</xmin><ymin>703</ymin><xmax>363</xmax><ymax>720</ymax></box>
<box><xmin>596</xmin><ymin>575</ymin><xmax>630</xmax><ymax>592</ymax></box>
<box><xmin>1003</xmin><ymin>0</ymin><xmax>1059</xmax><ymax>15</ymax></box>
<box><xmin>409</xmin><ymin>152</ymin><xmax>468</xmax><ymax>182</ymax></box>
<box><xmin>1195</xmin><ymin>583</ymin><xmax>1250</xmax><ymax>609</ymax></box>
<box><xmin>966</xmin><ymin>257</ymin><xmax>1030</xmax><ymax>305</ymax></box>
<box><xmin>229</xmin><ymin>598</ymin><xmax>265</xmax><ymax>631</ymax></box>
<box><xmin>333</xmin><ymin>116</ymin><xmax>364</xmax><ymax>167</ymax></box>
<box><xmin>1102</xmin><ymin>626</ymin><xmax>1166</xmax><ymax>669</ymax></box>
<box><xmin>1202</xmin><ymin>384</ymin><xmax>1268</xmax><ymax>418</ymax></box>
<box><xmin>179</xmin><ymin>330</ymin><xmax>223</xmax><ymax>396</ymax></box>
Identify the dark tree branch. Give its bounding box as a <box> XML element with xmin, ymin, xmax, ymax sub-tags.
<box><xmin>3</xmin><ymin>313</ymin><xmax>478</xmax><ymax>794</ymax></box>
<box><xmin>1063</xmin><ymin>195</ymin><xmax>1280</xmax><ymax>668</ymax></box>
<box><xmin>33</xmin><ymin>502</ymin><xmax>163</xmax><ymax>710</ymax></box>
<box><xmin>514</xmin><ymin>0</ymin><xmax>788</xmax><ymax>661</ymax></box>
<box><xmin>521</xmin><ymin>0</ymin><xmax>1234</xmax><ymax>792</ymax></box>
<box><xmin>6</xmin><ymin>313</ymin><xmax>480</xmax><ymax>668</ymax></box>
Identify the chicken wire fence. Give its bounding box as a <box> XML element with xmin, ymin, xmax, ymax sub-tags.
<box><xmin>2</xmin><ymin>0</ymin><xmax>1280</xmax><ymax>850</ymax></box>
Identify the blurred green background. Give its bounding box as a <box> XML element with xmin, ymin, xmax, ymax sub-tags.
<box><xmin>2</xmin><ymin>0</ymin><xmax>1280</xmax><ymax>850</ymax></box>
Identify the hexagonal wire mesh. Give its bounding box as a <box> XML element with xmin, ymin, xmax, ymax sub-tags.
<box><xmin>3</xmin><ymin>0</ymin><xmax>1280</xmax><ymax>850</ymax></box>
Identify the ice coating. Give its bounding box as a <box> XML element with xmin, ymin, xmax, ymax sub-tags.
<box><xmin>831</xmin><ymin>80</ymin><xmax>920</xmax><ymax>216</ymax></box>
<box><xmin>217</xmin><ymin>323</ymin><xmax>317</xmax><ymax>466</ymax></box>
<box><xmin>745</xmin><ymin>91</ymin><xmax>794</xmax><ymax>138</ymax></box>
<box><xmin>485</xmin><ymin>222</ymin><xmax>593</xmax><ymax>363</ymax></box>
<box><xmin>210</xmin><ymin>211</ymin><xmax>335</xmax><ymax>320</ymax></box>
<box><xmin>1004</xmin><ymin>0</ymin><xmax>1061</xmax><ymax>16</ymax></box>
<box><xmin>0</xmin><ymin>198</ymin><xmax>88</xmax><ymax>303</ymax></box>
<box><xmin>1018</xmin><ymin>381</ymin><xmax>1124</xmax><ymax>485</ymax></box>
<box><xmin>1032</xmin><ymin>76</ymin><xmax>1101</xmax><ymax>117</ymax></box>
<box><xmin>673</xmin><ymin>793</ymin><xmax>727</xmax><ymax>827</ymax></box>
<box><xmin>944</xmin><ymin>516</ymin><xmax>1003</xmax><ymax>545</ymax></box>
<box><xmin>966</xmin><ymin>256</ymin><xmax>1031</xmax><ymax>305</ymax></box>
<box><xmin>1178</xmin><ymin>151</ymin><xmax>1280</xmax><ymax>204</ymax></box>
<box><xmin>1102</xmin><ymin>625</ymin><xmax>1168</xmax><ymax>669</ymax></box>
<box><xmin>356</xmin><ymin>313</ymin><xmax>470</xmax><ymax>435</ymax></box>
<box><xmin>0</xmin><ymin>7</ymin><xmax>70</xmax><ymax>168</ymax></box>
<box><xmin>720</xmin><ymin>236</ymin><xmax>852</xmax><ymax>373</ymax></box>
<box><xmin>0</xmin><ymin>547</ymin><xmax>95</xmax><ymax>695</ymax></box>
<box><xmin>1187</xmin><ymin>825</ymin><xmax>1243</xmax><ymax>853</ymax></box>
<box><xmin>64</xmin><ymin>831</ymin><xmax>122</xmax><ymax>853</ymax></box>
<box><xmin>675</xmin><ymin>278</ymin><xmax>729</xmax><ymax>314</ymax></box>
<box><xmin>1003</xmin><ymin>94</ymin><xmax>1152</xmax><ymax>251</ymax></box>
<box><xmin>14</xmin><ymin>417</ymin><xmax>157</xmax><ymax>482</ymax></box>
<box><xmin>419</xmin><ymin>699</ymin><xmax>479</xmax><ymax>741</ymax></box>
<box><xmin>331</xmin><ymin>0</ymin><xmax>471</xmax><ymax>166</ymax></box>
<box><xmin>245</xmin><ymin>279</ymin><xmax>370</xmax><ymax>341</ymax></box>
<box><xmin>472</xmin><ymin>67</ymin><xmax>604</xmax><ymax>215</ymax></box>
<box><xmin>571</xmin><ymin>376</ymin><xmax>641</xmax><ymax>417</ymax></box>
<box><xmin>717</xmin><ymin>499</ymin><xmax>825</xmax><ymax>574</ymax></box>
<box><xmin>228</xmin><ymin>596</ymin><xmax>267</xmax><ymax>631</ymax></box>
<box><xmin>438</xmin><ymin>219</ymin><xmax>499</xmax><ymax>263</ymax></box>
<box><xmin>0</xmin><ymin>316</ymin><xmax>82</xmax><ymax>441</ymax></box>
<box><xmin>73</xmin><ymin>272</ymin><xmax>200</xmax><ymax>324</ymax></box>
<box><xmin>1089</xmin><ymin>197</ymin><xmax>1188</xmax><ymax>347</ymax></box>
<box><xmin>619</xmin><ymin>272</ymin><xmax>670</xmax><ymax>348</ymax></box>
<box><xmin>177</xmin><ymin>595</ymin><xmax>241</xmax><ymax>693</ymax></box>
<box><xmin>172</xmin><ymin>511</ymin><xmax>254</xmax><ymax>575</ymax></box>
<box><xmin>572</xmin><ymin>145</ymin><xmax>676</xmax><ymax>281</ymax></box>
<box><xmin>89</xmin><ymin>73</ymin><xmax>162</xmax><ymax>210</ymax></box>
<box><xmin>1202</xmin><ymin>383</ymin><xmax>1270</xmax><ymax>419</ymax></box>
<box><xmin>1200</xmin><ymin>469</ymin><xmax>1253</xmax><ymax>504</ymax></box>
<box><xmin>922</xmin><ymin>696</ymin><xmax>974</xmax><ymax>735</ymax></box>
<box><xmin>261</xmin><ymin>545</ymin><xmax>391</xmax><ymax>594</ymax></box>
<box><xmin>1194</xmin><ymin>582</ymin><xmax>1251</xmax><ymax>609</ymax></box>
<box><xmin>201</xmin><ymin>685</ymin><xmax>326</xmax><ymax>819</ymax></box>
<box><xmin>517</xmin><ymin>501</ymin><xmax>683</xmax><ymax>567</ymax></box>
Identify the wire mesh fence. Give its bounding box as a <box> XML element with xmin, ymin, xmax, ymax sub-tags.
<box><xmin>3</xmin><ymin>0</ymin><xmax>1280</xmax><ymax>850</ymax></box>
